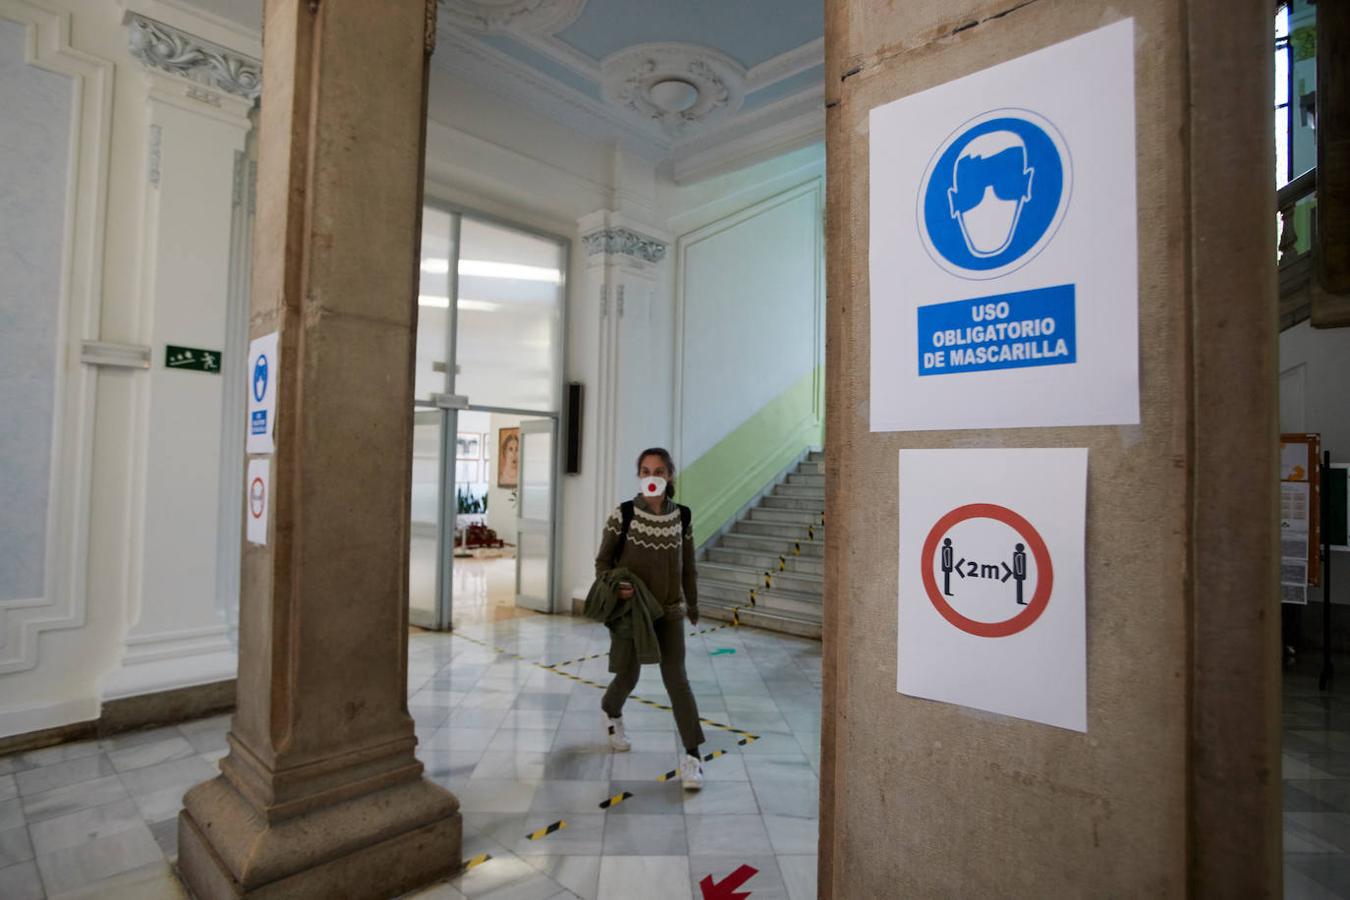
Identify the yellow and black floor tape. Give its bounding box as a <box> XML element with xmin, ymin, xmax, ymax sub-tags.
<box><xmin>598</xmin><ymin>791</ymin><xmax>633</xmax><ymax>810</ymax></box>
<box><xmin>463</xmin><ymin>853</ymin><xmax>492</xmax><ymax>871</ymax></box>
<box><xmin>451</xmin><ymin>632</ymin><xmax>527</xmax><ymax>662</ymax></box>
<box><xmin>553</xmin><ymin>671</ymin><xmax>608</xmax><ymax>690</ymax></box>
<box><xmin>527</xmin><ymin>820</ymin><xmax>567</xmax><ymax>841</ymax></box>
<box><xmin>454</xmin><ymin>628</ymin><xmax>757</xmax><ymax>746</ymax></box>
<box><xmin>539</xmin><ymin>650</ymin><xmax>608</xmax><ymax>669</ymax></box>
<box><xmin>656</xmin><ymin>737</ymin><xmax>759</xmax><ymax>782</ymax></box>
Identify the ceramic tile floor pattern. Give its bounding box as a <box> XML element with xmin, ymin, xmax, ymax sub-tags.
<box><xmin>1283</xmin><ymin>657</ymin><xmax>1350</xmax><ymax>899</ymax></box>
<box><xmin>9</xmin><ymin>626</ymin><xmax>1347</xmax><ymax>898</ymax></box>
<box><xmin>0</xmin><ymin>616</ymin><xmax>824</xmax><ymax>899</ymax></box>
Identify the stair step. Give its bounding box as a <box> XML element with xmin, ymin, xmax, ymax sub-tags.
<box><xmin>787</xmin><ymin>473</ymin><xmax>825</xmax><ymax>488</ymax></box>
<box><xmin>807</xmin><ymin>450</ymin><xmax>825</xmax><ymax>463</ymax></box>
<box><xmin>720</xmin><ymin>533</ymin><xmax>825</xmax><ymax>557</ymax></box>
<box><xmin>705</xmin><ymin>547</ymin><xmax>824</xmax><ymax>576</ymax></box>
<box><xmin>699</xmin><ymin>562</ymin><xmax>821</xmax><ymax>594</ymax></box>
<box><xmin>796</xmin><ymin>461</ymin><xmax>824</xmax><ymax>477</ymax></box>
<box><xmin>699</xmin><ymin>578</ymin><xmax>822</xmax><ymax>619</ymax></box>
<box><xmin>759</xmin><ymin>495</ymin><xmax>824</xmax><ymax>512</ymax></box>
<box><xmin>748</xmin><ymin>507</ymin><xmax>823</xmax><ymax>525</ymax></box>
<box><xmin>773</xmin><ymin>484</ymin><xmax>825</xmax><ymax>500</ymax></box>
<box><xmin>698</xmin><ymin>601</ymin><xmax>821</xmax><ymax>639</ymax></box>
<box><xmin>734</xmin><ymin>520</ymin><xmax>825</xmax><ymax>540</ymax></box>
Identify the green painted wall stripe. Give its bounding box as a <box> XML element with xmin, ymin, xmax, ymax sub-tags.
<box><xmin>680</xmin><ymin>368</ymin><xmax>824</xmax><ymax>546</ymax></box>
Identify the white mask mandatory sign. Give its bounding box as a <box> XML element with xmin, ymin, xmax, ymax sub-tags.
<box><xmin>639</xmin><ymin>476</ymin><xmax>667</xmax><ymax>498</ymax></box>
<box><xmin>868</xmin><ymin>18</ymin><xmax>1139</xmax><ymax>432</ymax></box>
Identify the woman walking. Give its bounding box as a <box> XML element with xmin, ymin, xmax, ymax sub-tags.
<box><xmin>594</xmin><ymin>448</ymin><xmax>706</xmax><ymax>790</ymax></box>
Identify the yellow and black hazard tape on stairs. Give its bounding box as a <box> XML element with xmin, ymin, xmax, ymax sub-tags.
<box><xmin>656</xmin><ymin>737</ymin><xmax>759</xmax><ymax>782</ymax></box>
<box><xmin>462</xmin><ymin>853</ymin><xmax>492</xmax><ymax>872</ymax></box>
<box><xmin>598</xmin><ymin>791</ymin><xmax>633</xmax><ymax>810</ymax></box>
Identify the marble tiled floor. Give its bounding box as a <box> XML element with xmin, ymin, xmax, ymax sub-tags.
<box><xmin>1285</xmin><ymin>656</ymin><xmax>1350</xmax><ymax>898</ymax></box>
<box><xmin>0</xmin><ymin>613</ymin><xmax>822</xmax><ymax>899</ymax></box>
<box><xmin>13</xmin><ymin>622</ymin><xmax>1350</xmax><ymax>897</ymax></box>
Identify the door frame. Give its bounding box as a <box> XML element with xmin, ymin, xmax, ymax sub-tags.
<box><xmin>513</xmin><ymin>417</ymin><xmax>560</xmax><ymax>613</ymax></box>
<box><xmin>415</xmin><ymin>199</ymin><xmax>571</xmax><ymax>628</ymax></box>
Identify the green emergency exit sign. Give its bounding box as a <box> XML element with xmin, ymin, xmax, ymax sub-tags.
<box><xmin>165</xmin><ymin>345</ymin><xmax>222</xmax><ymax>374</ymax></box>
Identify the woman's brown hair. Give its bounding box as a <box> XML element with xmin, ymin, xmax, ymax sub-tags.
<box><xmin>636</xmin><ymin>447</ymin><xmax>677</xmax><ymax>498</ymax></box>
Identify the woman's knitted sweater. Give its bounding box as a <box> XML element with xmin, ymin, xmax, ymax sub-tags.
<box><xmin>594</xmin><ymin>496</ymin><xmax>698</xmax><ymax>618</ymax></box>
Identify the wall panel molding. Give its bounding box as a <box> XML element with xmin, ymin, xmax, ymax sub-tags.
<box><xmin>671</xmin><ymin>177</ymin><xmax>824</xmax><ymax>467</ymax></box>
<box><xmin>0</xmin><ymin>0</ymin><xmax>113</xmax><ymax>675</ymax></box>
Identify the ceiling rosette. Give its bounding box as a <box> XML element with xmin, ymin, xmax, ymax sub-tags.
<box><xmin>601</xmin><ymin>43</ymin><xmax>747</xmax><ymax>134</ymax></box>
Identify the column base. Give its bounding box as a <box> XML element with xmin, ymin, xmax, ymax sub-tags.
<box><xmin>177</xmin><ymin>772</ymin><xmax>461</xmax><ymax>899</ymax></box>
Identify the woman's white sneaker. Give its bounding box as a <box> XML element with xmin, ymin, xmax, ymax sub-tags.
<box><xmin>679</xmin><ymin>753</ymin><xmax>704</xmax><ymax>791</ymax></box>
<box><xmin>604</xmin><ymin>714</ymin><xmax>631</xmax><ymax>752</ymax></box>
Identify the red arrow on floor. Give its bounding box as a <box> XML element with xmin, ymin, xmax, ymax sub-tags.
<box><xmin>699</xmin><ymin>864</ymin><xmax>759</xmax><ymax>900</ymax></box>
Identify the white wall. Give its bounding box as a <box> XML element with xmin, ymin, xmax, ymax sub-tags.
<box><xmin>674</xmin><ymin>178</ymin><xmax>822</xmax><ymax>462</ymax></box>
<box><xmin>1281</xmin><ymin>321</ymin><xmax>1350</xmax><ymax>604</ymax></box>
<box><xmin>0</xmin><ymin>0</ymin><xmax>260</xmax><ymax>737</ymax></box>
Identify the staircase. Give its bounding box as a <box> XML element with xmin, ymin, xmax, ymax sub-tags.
<box><xmin>696</xmin><ymin>451</ymin><xmax>824</xmax><ymax>639</ymax></box>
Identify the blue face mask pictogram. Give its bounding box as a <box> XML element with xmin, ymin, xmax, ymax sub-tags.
<box><xmin>919</xmin><ymin>112</ymin><xmax>1069</xmax><ymax>278</ymax></box>
<box><xmin>253</xmin><ymin>355</ymin><xmax>268</xmax><ymax>402</ymax></box>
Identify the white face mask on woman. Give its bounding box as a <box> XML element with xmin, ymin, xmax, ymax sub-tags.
<box><xmin>638</xmin><ymin>475</ymin><xmax>667</xmax><ymax>498</ymax></box>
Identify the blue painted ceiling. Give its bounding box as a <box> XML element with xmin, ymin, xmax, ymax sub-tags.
<box><xmin>557</xmin><ymin>0</ymin><xmax>822</xmax><ymax>68</ymax></box>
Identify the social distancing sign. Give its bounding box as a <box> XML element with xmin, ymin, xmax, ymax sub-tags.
<box><xmin>246</xmin><ymin>458</ymin><xmax>270</xmax><ymax>546</ymax></box>
<box><xmin>898</xmin><ymin>449</ymin><xmax>1087</xmax><ymax>732</ymax></box>
<box><xmin>869</xmin><ymin>19</ymin><xmax>1139</xmax><ymax>431</ymax></box>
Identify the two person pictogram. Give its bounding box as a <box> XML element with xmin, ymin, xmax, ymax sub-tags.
<box><xmin>941</xmin><ymin>537</ymin><xmax>1028</xmax><ymax>605</ymax></box>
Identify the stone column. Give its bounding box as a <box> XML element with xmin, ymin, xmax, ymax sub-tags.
<box><xmin>176</xmin><ymin>2</ymin><xmax>461</xmax><ymax>898</ymax></box>
<box><xmin>820</xmin><ymin>0</ymin><xmax>1278</xmax><ymax>896</ymax></box>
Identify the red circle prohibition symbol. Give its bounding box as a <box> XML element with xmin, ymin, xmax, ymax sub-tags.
<box><xmin>920</xmin><ymin>503</ymin><xmax>1053</xmax><ymax>638</ymax></box>
<box><xmin>249</xmin><ymin>477</ymin><xmax>265</xmax><ymax>519</ymax></box>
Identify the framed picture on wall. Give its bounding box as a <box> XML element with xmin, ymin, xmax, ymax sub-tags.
<box><xmin>497</xmin><ymin>427</ymin><xmax>520</xmax><ymax>488</ymax></box>
<box><xmin>456</xmin><ymin>432</ymin><xmax>481</xmax><ymax>460</ymax></box>
<box><xmin>455</xmin><ymin>459</ymin><xmax>479</xmax><ymax>485</ymax></box>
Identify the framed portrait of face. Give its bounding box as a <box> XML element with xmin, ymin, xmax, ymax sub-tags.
<box><xmin>497</xmin><ymin>428</ymin><xmax>521</xmax><ymax>488</ymax></box>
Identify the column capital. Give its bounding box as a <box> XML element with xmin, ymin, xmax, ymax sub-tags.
<box><xmin>578</xmin><ymin>211</ymin><xmax>671</xmax><ymax>267</ymax></box>
<box><xmin>124</xmin><ymin>12</ymin><xmax>262</xmax><ymax>103</ymax></box>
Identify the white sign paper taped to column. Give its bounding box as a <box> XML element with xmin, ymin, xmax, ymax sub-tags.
<box><xmin>869</xmin><ymin>19</ymin><xmax>1139</xmax><ymax>431</ymax></box>
<box><xmin>898</xmin><ymin>448</ymin><xmax>1087</xmax><ymax>732</ymax></box>
<box><xmin>246</xmin><ymin>458</ymin><xmax>270</xmax><ymax>546</ymax></box>
<box><xmin>246</xmin><ymin>332</ymin><xmax>279</xmax><ymax>454</ymax></box>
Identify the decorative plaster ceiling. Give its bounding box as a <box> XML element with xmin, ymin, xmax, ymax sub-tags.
<box><xmin>435</xmin><ymin>0</ymin><xmax>825</xmax><ymax>181</ymax></box>
<box><xmin>160</xmin><ymin>0</ymin><xmax>825</xmax><ymax>182</ymax></box>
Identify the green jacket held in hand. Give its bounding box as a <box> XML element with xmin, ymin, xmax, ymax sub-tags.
<box><xmin>584</xmin><ymin>568</ymin><xmax>663</xmax><ymax>673</ymax></box>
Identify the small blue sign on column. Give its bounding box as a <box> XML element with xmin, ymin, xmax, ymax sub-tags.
<box><xmin>916</xmin><ymin>284</ymin><xmax>1076</xmax><ymax>376</ymax></box>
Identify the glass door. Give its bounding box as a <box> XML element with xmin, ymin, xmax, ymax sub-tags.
<box><xmin>408</xmin><ymin>407</ymin><xmax>447</xmax><ymax>630</ymax></box>
<box><xmin>409</xmin><ymin>206</ymin><xmax>567</xmax><ymax>628</ymax></box>
<box><xmin>515</xmin><ymin>419</ymin><xmax>557</xmax><ymax>612</ymax></box>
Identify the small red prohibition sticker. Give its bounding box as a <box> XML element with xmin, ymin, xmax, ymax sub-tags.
<box><xmin>920</xmin><ymin>502</ymin><xmax>1053</xmax><ymax>637</ymax></box>
<box><xmin>249</xmin><ymin>477</ymin><xmax>266</xmax><ymax>520</ymax></box>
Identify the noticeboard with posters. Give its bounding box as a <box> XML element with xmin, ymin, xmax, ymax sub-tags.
<box><xmin>1280</xmin><ymin>433</ymin><xmax>1321</xmax><ymax>602</ymax></box>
